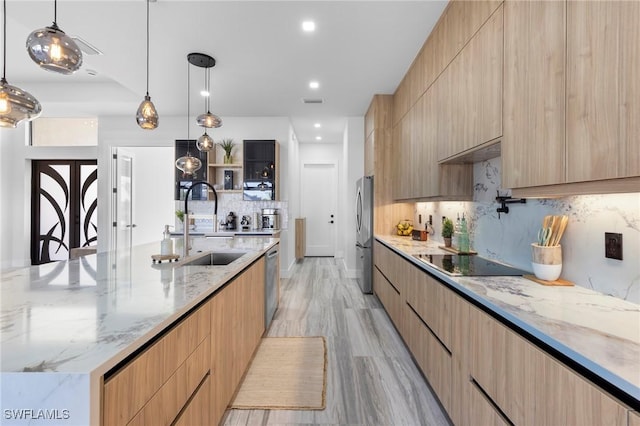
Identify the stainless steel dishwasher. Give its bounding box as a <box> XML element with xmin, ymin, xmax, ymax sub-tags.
<box><xmin>265</xmin><ymin>244</ymin><xmax>279</xmax><ymax>329</ymax></box>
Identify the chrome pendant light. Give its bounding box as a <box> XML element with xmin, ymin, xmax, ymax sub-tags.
<box><xmin>26</xmin><ymin>0</ymin><xmax>82</xmax><ymax>75</ymax></box>
<box><xmin>175</xmin><ymin>57</ymin><xmax>201</xmax><ymax>177</ymax></box>
<box><xmin>188</xmin><ymin>53</ymin><xmax>222</xmax><ymax>129</ymax></box>
<box><xmin>136</xmin><ymin>0</ymin><xmax>158</xmax><ymax>129</ymax></box>
<box><xmin>0</xmin><ymin>0</ymin><xmax>41</xmax><ymax>128</ymax></box>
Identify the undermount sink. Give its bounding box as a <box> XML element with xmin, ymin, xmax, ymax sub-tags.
<box><xmin>180</xmin><ymin>251</ymin><xmax>248</xmax><ymax>266</ymax></box>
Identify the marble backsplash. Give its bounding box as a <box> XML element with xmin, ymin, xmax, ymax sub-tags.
<box><xmin>415</xmin><ymin>157</ymin><xmax>640</xmax><ymax>303</ymax></box>
<box><xmin>175</xmin><ymin>192</ymin><xmax>288</xmax><ymax>231</ymax></box>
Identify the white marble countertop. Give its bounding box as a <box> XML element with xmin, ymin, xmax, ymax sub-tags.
<box><xmin>375</xmin><ymin>235</ymin><xmax>640</xmax><ymax>406</ymax></box>
<box><xmin>1</xmin><ymin>236</ymin><xmax>278</xmax><ymax>424</ymax></box>
<box><xmin>0</xmin><ymin>236</ymin><xmax>277</xmax><ymax>376</ymax></box>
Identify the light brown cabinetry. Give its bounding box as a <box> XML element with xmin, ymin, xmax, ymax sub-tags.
<box><xmin>210</xmin><ymin>257</ymin><xmax>265</xmax><ymax>424</ymax></box>
<box><xmin>103</xmin><ymin>256</ymin><xmax>266</xmax><ymax>426</ymax></box>
<box><xmin>468</xmin><ymin>304</ymin><xmax>629</xmax><ymax>426</ymax></box>
<box><xmin>502</xmin><ymin>0</ymin><xmax>566</xmax><ymax>189</ymax></box>
<box><xmin>374</xmin><ymin>241</ymin><xmax>632</xmax><ymax>426</ymax></box>
<box><xmin>103</xmin><ymin>302</ymin><xmax>211</xmax><ymax>426</ymax></box>
<box><xmin>365</xmin><ymin>95</ymin><xmax>413</xmax><ymax>235</ymax></box>
<box><xmin>504</xmin><ymin>0</ymin><xmax>640</xmax><ymax>194</ymax></box>
<box><xmin>437</xmin><ymin>5</ymin><xmax>503</xmax><ymax>161</ymax></box>
<box><xmin>207</xmin><ymin>145</ymin><xmax>243</xmax><ymax>194</ymax></box>
<box><xmin>566</xmin><ymin>1</ymin><xmax>640</xmax><ymax>182</ymax></box>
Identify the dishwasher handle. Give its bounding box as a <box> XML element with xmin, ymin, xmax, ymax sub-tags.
<box><xmin>267</xmin><ymin>248</ymin><xmax>279</xmax><ymax>259</ymax></box>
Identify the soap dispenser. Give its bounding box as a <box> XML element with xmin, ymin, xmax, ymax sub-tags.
<box><xmin>161</xmin><ymin>225</ymin><xmax>174</xmax><ymax>255</ymax></box>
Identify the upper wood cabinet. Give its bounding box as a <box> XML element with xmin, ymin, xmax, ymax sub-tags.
<box><xmin>566</xmin><ymin>1</ymin><xmax>640</xmax><ymax>182</ymax></box>
<box><xmin>437</xmin><ymin>5</ymin><xmax>503</xmax><ymax>161</ymax></box>
<box><xmin>504</xmin><ymin>0</ymin><xmax>640</xmax><ymax>193</ymax></box>
<box><xmin>502</xmin><ymin>0</ymin><xmax>566</xmax><ymax>189</ymax></box>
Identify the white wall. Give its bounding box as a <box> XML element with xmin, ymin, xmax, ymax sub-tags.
<box><xmin>342</xmin><ymin>117</ymin><xmax>365</xmax><ymax>278</ymax></box>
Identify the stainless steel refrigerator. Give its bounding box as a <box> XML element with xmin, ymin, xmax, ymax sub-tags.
<box><xmin>355</xmin><ymin>176</ymin><xmax>373</xmax><ymax>293</ymax></box>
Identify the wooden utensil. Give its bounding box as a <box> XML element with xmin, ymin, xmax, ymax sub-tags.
<box><xmin>551</xmin><ymin>215</ymin><xmax>568</xmax><ymax>246</ymax></box>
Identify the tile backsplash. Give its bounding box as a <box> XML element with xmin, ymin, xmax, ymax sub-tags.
<box><xmin>175</xmin><ymin>193</ymin><xmax>288</xmax><ymax>231</ymax></box>
<box><xmin>415</xmin><ymin>157</ymin><xmax>640</xmax><ymax>303</ymax></box>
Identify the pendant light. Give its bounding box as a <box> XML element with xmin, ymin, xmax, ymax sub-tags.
<box><xmin>136</xmin><ymin>0</ymin><xmax>158</xmax><ymax>129</ymax></box>
<box><xmin>175</xmin><ymin>58</ymin><xmax>201</xmax><ymax>177</ymax></box>
<box><xmin>195</xmin><ymin>64</ymin><xmax>214</xmax><ymax>151</ymax></box>
<box><xmin>189</xmin><ymin>53</ymin><xmax>222</xmax><ymax>129</ymax></box>
<box><xmin>0</xmin><ymin>0</ymin><xmax>41</xmax><ymax>128</ymax></box>
<box><xmin>26</xmin><ymin>0</ymin><xmax>82</xmax><ymax>75</ymax></box>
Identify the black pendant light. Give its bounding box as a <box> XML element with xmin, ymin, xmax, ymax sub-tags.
<box><xmin>175</xmin><ymin>58</ymin><xmax>201</xmax><ymax>177</ymax></box>
<box><xmin>26</xmin><ymin>0</ymin><xmax>82</xmax><ymax>75</ymax></box>
<box><xmin>136</xmin><ymin>0</ymin><xmax>158</xmax><ymax>129</ymax></box>
<box><xmin>0</xmin><ymin>0</ymin><xmax>41</xmax><ymax>128</ymax></box>
<box><xmin>189</xmin><ymin>53</ymin><xmax>222</xmax><ymax>129</ymax></box>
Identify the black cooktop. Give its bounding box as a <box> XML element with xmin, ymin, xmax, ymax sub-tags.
<box><xmin>413</xmin><ymin>254</ymin><xmax>529</xmax><ymax>277</ymax></box>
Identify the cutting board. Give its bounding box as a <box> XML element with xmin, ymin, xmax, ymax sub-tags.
<box><xmin>438</xmin><ymin>246</ymin><xmax>477</xmax><ymax>255</ymax></box>
<box><xmin>524</xmin><ymin>274</ymin><xmax>574</xmax><ymax>287</ymax></box>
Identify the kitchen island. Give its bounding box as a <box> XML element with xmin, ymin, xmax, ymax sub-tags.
<box><xmin>1</xmin><ymin>236</ymin><xmax>277</xmax><ymax>425</ymax></box>
<box><xmin>375</xmin><ymin>235</ymin><xmax>640</xmax><ymax>424</ymax></box>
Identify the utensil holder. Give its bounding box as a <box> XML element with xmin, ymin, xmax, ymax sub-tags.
<box><xmin>531</xmin><ymin>243</ymin><xmax>562</xmax><ymax>281</ymax></box>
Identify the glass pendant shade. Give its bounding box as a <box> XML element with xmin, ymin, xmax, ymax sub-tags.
<box><xmin>196</xmin><ymin>131</ymin><xmax>214</xmax><ymax>152</ymax></box>
<box><xmin>26</xmin><ymin>23</ymin><xmax>82</xmax><ymax>75</ymax></box>
<box><xmin>0</xmin><ymin>78</ymin><xmax>42</xmax><ymax>128</ymax></box>
<box><xmin>136</xmin><ymin>95</ymin><xmax>158</xmax><ymax>130</ymax></box>
<box><xmin>196</xmin><ymin>111</ymin><xmax>222</xmax><ymax>128</ymax></box>
<box><xmin>175</xmin><ymin>153</ymin><xmax>202</xmax><ymax>177</ymax></box>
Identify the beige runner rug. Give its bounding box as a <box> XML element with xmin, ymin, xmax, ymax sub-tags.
<box><xmin>230</xmin><ymin>336</ymin><xmax>327</xmax><ymax>410</ymax></box>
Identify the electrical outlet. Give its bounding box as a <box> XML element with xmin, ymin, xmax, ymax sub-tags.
<box><xmin>605</xmin><ymin>232</ymin><xmax>623</xmax><ymax>260</ymax></box>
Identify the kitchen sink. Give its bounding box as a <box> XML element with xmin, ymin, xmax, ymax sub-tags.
<box><xmin>180</xmin><ymin>251</ymin><xmax>248</xmax><ymax>266</ymax></box>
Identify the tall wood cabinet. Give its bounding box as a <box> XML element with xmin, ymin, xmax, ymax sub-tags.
<box><xmin>503</xmin><ymin>0</ymin><xmax>640</xmax><ymax>194</ymax></box>
<box><xmin>566</xmin><ymin>1</ymin><xmax>640</xmax><ymax>182</ymax></box>
<box><xmin>502</xmin><ymin>0</ymin><xmax>566</xmax><ymax>189</ymax></box>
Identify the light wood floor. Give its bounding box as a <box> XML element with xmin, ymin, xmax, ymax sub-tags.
<box><xmin>223</xmin><ymin>257</ymin><xmax>450</xmax><ymax>426</ymax></box>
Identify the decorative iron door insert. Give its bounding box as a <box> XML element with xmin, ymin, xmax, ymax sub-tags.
<box><xmin>31</xmin><ymin>160</ymin><xmax>98</xmax><ymax>265</ymax></box>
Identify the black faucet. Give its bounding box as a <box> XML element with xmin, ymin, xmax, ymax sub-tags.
<box><xmin>183</xmin><ymin>181</ymin><xmax>218</xmax><ymax>257</ymax></box>
<box><xmin>495</xmin><ymin>190</ymin><xmax>526</xmax><ymax>219</ymax></box>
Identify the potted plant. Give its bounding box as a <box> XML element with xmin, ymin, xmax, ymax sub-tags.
<box><xmin>442</xmin><ymin>218</ymin><xmax>454</xmax><ymax>247</ymax></box>
<box><xmin>218</xmin><ymin>138</ymin><xmax>235</xmax><ymax>164</ymax></box>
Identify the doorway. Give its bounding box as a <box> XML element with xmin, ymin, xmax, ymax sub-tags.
<box><xmin>301</xmin><ymin>163</ymin><xmax>337</xmax><ymax>257</ymax></box>
<box><xmin>31</xmin><ymin>160</ymin><xmax>98</xmax><ymax>264</ymax></box>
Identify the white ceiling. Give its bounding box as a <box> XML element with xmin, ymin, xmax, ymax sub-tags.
<box><xmin>4</xmin><ymin>0</ymin><xmax>447</xmax><ymax>144</ymax></box>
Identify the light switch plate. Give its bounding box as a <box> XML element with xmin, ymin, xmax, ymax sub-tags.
<box><xmin>604</xmin><ymin>232</ymin><xmax>623</xmax><ymax>260</ymax></box>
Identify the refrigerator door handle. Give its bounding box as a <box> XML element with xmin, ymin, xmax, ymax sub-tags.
<box><xmin>355</xmin><ymin>187</ymin><xmax>362</xmax><ymax>232</ymax></box>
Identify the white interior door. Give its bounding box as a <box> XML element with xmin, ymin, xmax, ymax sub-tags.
<box><xmin>112</xmin><ymin>148</ymin><xmax>135</xmax><ymax>253</ymax></box>
<box><xmin>301</xmin><ymin>163</ymin><xmax>337</xmax><ymax>257</ymax></box>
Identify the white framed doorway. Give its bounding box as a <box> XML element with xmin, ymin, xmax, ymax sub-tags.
<box><xmin>301</xmin><ymin>163</ymin><xmax>338</xmax><ymax>257</ymax></box>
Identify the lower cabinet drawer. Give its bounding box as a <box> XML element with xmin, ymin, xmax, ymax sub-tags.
<box><xmin>103</xmin><ymin>303</ymin><xmax>210</xmax><ymax>425</ymax></box>
<box><xmin>405</xmin><ymin>302</ymin><xmax>452</xmax><ymax>412</ymax></box>
<box><xmin>173</xmin><ymin>373</ymin><xmax>211</xmax><ymax>426</ymax></box>
<box><xmin>373</xmin><ymin>266</ymin><xmax>403</xmax><ymax>330</ymax></box>
<box><xmin>469</xmin><ymin>379</ymin><xmax>511</xmax><ymax>426</ymax></box>
<box><xmin>127</xmin><ymin>336</ymin><xmax>211</xmax><ymax>426</ymax></box>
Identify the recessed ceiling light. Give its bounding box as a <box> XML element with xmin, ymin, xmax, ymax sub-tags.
<box><xmin>200</xmin><ymin>90</ymin><xmax>210</xmax><ymax>97</ymax></box>
<box><xmin>302</xmin><ymin>21</ymin><xmax>316</xmax><ymax>32</ymax></box>
<box><xmin>309</xmin><ymin>81</ymin><xmax>319</xmax><ymax>89</ymax></box>
<box><xmin>314</xmin><ymin>123</ymin><xmax>321</xmax><ymax>128</ymax></box>
<box><xmin>316</xmin><ymin>136</ymin><xmax>322</xmax><ymax>141</ymax></box>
